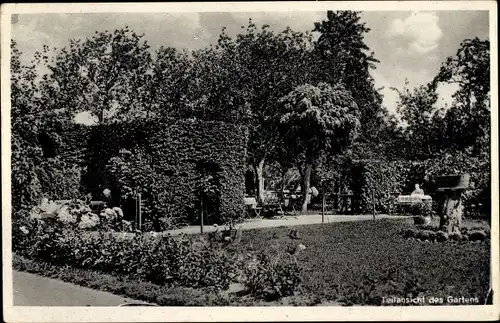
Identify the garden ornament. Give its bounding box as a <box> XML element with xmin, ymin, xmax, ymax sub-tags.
<box><xmin>411</xmin><ymin>184</ymin><xmax>424</xmax><ymax>196</ymax></box>
<box><xmin>103</xmin><ymin>188</ymin><xmax>111</xmax><ymax>198</ymax></box>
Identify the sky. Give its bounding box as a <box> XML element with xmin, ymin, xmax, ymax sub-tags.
<box><xmin>11</xmin><ymin>10</ymin><xmax>490</xmax><ymax>124</ymax></box>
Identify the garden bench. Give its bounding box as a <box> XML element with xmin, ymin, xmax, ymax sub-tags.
<box><xmin>244</xmin><ymin>197</ymin><xmax>263</xmax><ymax>219</ymax></box>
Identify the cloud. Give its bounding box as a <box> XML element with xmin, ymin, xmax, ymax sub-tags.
<box><xmin>387</xmin><ymin>12</ymin><xmax>443</xmax><ymax>55</ymax></box>
<box><xmin>230</xmin><ymin>11</ymin><xmax>324</xmax><ymax>33</ymax></box>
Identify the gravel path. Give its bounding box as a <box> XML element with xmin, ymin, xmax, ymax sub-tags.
<box><xmin>164</xmin><ymin>214</ymin><xmax>408</xmax><ymax>236</ymax></box>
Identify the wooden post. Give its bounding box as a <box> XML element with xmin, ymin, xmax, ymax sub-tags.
<box><xmin>372</xmin><ymin>189</ymin><xmax>376</xmax><ymax>220</ymax></box>
<box><xmin>137</xmin><ymin>193</ymin><xmax>142</xmax><ymax>231</ymax></box>
<box><xmin>135</xmin><ymin>191</ymin><xmax>138</xmax><ymax>230</ymax></box>
<box><xmin>322</xmin><ymin>194</ymin><xmax>326</xmax><ymax>223</ymax></box>
<box><xmin>200</xmin><ymin>199</ymin><xmax>204</xmax><ymax>234</ymax></box>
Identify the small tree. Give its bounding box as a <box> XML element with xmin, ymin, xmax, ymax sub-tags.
<box><xmin>278</xmin><ymin>83</ymin><xmax>360</xmax><ymax>212</ymax></box>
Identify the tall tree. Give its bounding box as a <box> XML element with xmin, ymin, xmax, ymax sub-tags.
<box><xmin>278</xmin><ymin>82</ymin><xmax>360</xmax><ymax>211</ymax></box>
<box><xmin>11</xmin><ymin>40</ymin><xmax>44</xmax><ymax>213</ymax></box>
<box><xmin>187</xmin><ymin>21</ymin><xmax>316</xmax><ymax>204</ymax></box>
<box><xmin>44</xmin><ymin>27</ymin><xmax>153</xmax><ymax>124</ymax></box>
<box><xmin>313</xmin><ymin>11</ymin><xmax>386</xmax><ymax>156</ymax></box>
<box><xmin>392</xmin><ymin>81</ymin><xmax>442</xmax><ymax>160</ymax></box>
<box><xmin>431</xmin><ymin>37</ymin><xmax>490</xmax><ymax>154</ymax></box>
<box><xmin>149</xmin><ymin>46</ymin><xmax>192</xmax><ymax>119</ymax></box>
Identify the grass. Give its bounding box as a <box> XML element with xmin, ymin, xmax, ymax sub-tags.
<box><xmin>224</xmin><ymin>218</ymin><xmax>491</xmax><ymax>305</ymax></box>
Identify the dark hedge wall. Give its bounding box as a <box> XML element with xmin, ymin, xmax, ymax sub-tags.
<box><xmin>347</xmin><ymin>155</ymin><xmax>490</xmax><ymax>217</ymax></box>
<box><xmin>80</xmin><ymin>118</ymin><xmax>247</xmax><ymax>228</ymax></box>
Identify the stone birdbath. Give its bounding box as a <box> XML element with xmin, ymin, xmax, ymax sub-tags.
<box><xmin>433</xmin><ymin>174</ymin><xmax>470</xmax><ymax>233</ymax></box>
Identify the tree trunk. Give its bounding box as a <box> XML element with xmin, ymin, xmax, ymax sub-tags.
<box><xmin>253</xmin><ymin>158</ymin><xmax>266</xmax><ymax>205</ymax></box>
<box><xmin>301</xmin><ymin>164</ymin><xmax>312</xmax><ymax>212</ymax></box>
<box><xmin>439</xmin><ymin>191</ymin><xmax>463</xmax><ymax>233</ymax></box>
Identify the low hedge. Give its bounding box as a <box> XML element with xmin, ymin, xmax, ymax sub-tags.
<box><xmin>336</xmin><ymin>153</ymin><xmax>490</xmax><ymax>217</ymax></box>
<box><xmin>13</xmin><ymin>254</ymin><xmax>232</xmax><ymax>306</ymax></box>
<box><xmin>14</xmin><ymin>217</ymin><xmax>237</xmax><ymax>291</ymax></box>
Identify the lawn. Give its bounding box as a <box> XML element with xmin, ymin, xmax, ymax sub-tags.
<box><xmin>225</xmin><ymin>218</ymin><xmax>491</xmax><ymax>305</ymax></box>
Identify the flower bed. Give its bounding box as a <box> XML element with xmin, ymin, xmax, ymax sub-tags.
<box><xmin>13</xmin><ymin>199</ymin><xmax>304</xmax><ymax>295</ymax></box>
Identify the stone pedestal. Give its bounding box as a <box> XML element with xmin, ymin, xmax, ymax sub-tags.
<box><xmin>439</xmin><ymin>190</ymin><xmax>463</xmax><ymax>233</ymax></box>
<box><xmin>434</xmin><ymin>174</ymin><xmax>469</xmax><ymax>233</ymax></box>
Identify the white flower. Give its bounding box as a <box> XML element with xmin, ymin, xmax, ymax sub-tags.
<box><xmin>79</xmin><ymin>214</ymin><xmax>98</xmax><ymax>229</ymax></box>
<box><xmin>103</xmin><ymin>188</ymin><xmax>111</xmax><ymax>197</ymax></box>
<box><xmin>57</xmin><ymin>206</ymin><xmax>77</xmax><ymax>224</ymax></box>
<box><xmin>112</xmin><ymin>207</ymin><xmax>124</xmax><ymax>218</ymax></box>
<box><xmin>20</xmin><ymin>226</ymin><xmax>29</xmax><ymax>235</ymax></box>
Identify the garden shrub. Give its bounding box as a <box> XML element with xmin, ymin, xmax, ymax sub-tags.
<box><xmin>26</xmin><ymin>198</ymin><xmax>132</xmax><ymax>232</ymax></box>
<box><xmin>337</xmin><ymin>152</ymin><xmax>489</xmax><ymax>218</ymax></box>
<box><xmin>350</xmin><ymin>159</ymin><xmax>410</xmax><ymax>213</ymax></box>
<box><xmin>242</xmin><ymin>252</ymin><xmax>302</xmax><ymax>301</ymax></box>
<box><xmin>14</xmin><ymin>216</ymin><xmax>236</xmax><ymax>291</ymax></box>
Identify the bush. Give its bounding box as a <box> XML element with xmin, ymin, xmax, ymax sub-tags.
<box><xmin>14</xmin><ymin>216</ymin><xmax>236</xmax><ymax>291</ymax></box>
<box><xmin>448</xmin><ymin>232</ymin><xmax>463</xmax><ymax>241</ymax></box>
<box><xmin>468</xmin><ymin>231</ymin><xmax>487</xmax><ymax>242</ymax></box>
<box><xmin>435</xmin><ymin>231</ymin><xmax>449</xmax><ymax>242</ymax></box>
<box><xmin>26</xmin><ymin>198</ymin><xmax>132</xmax><ymax>232</ymax></box>
<box><xmin>242</xmin><ymin>252</ymin><xmax>302</xmax><ymax>301</ymax></box>
<box><xmin>335</xmin><ymin>151</ymin><xmax>489</xmax><ymax>217</ymax></box>
<box><xmin>36</xmin><ymin>157</ymin><xmax>82</xmax><ymax>200</ymax></box>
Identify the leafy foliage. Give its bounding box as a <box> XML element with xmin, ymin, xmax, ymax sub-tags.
<box><xmin>11</xmin><ymin>40</ymin><xmax>44</xmax><ymax>214</ymax></box>
<box><xmin>44</xmin><ymin>27</ymin><xmax>153</xmax><ymax>123</ymax></box>
<box><xmin>83</xmin><ymin>118</ymin><xmax>247</xmax><ymax>228</ymax></box>
<box><xmin>313</xmin><ymin>11</ymin><xmax>386</xmax><ymax>155</ymax></box>
<box><xmin>242</xmin><ymin>252</ymin><xmax>303</xmax><ymax>301</ymax></box>
<box><xmin>36</xmin><ymin>157</ymin><xmax>83</xmax><ymax>200</ymax></box>
<box><xmin>278</xmin><ymin>82</ymin><xmax>360</xmax><ymax>210</ymax></box>
<box><xmin>14</xmin><ymin>218</ymin><xmax>236</xmax><ymax>290</ymax></box>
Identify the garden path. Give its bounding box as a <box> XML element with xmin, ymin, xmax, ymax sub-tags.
<box><xmin>164</xmin><ymin>214</ymin><xmax>408</xmax><ymax>236</ymax></box>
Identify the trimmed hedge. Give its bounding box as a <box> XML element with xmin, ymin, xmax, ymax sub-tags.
<box><xmin>340</xmin><ymin>153</ymin><xmax>490</xmax><ymax>217</ymax></box>
<box><xmin>87</xmin><ymin>119</ymin><xmax>247</xmax><ymax>227</ymax></box>
<box><xmin>36</xmin><ymin>157</ymin><xmax>83</xmax><ymax>201</ymax></box>
<box><xmin>353</xmin><ymin>159</ymin><xmax>409</xmax><ymax>213</ymax></box>
<box><xmin>36</xmin><ymin>118</ymin><xmax>247</xmax><ymax>228</ymax></box>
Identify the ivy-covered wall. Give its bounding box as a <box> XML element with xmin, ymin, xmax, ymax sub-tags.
<box><xmin>42</xmin><ymin>118</ymin><xmax>247</xmax><ymax>229</ymax></box>
<box><xmin>347</xmin><ymin>155</ymin><xmax>490</xmax><ymax>217</ymax></box>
